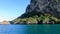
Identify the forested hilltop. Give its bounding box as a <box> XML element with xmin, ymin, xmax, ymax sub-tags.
<box><xmin>12</xmin><ymin>0</ymin><xmax>60</xmax><ymax>24</ymax></box>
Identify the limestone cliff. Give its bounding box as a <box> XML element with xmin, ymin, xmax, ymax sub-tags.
<box><xmin>26</xmin><ymin>0</ymin><xmax>60</xmax><ymax>18</ymax></box>
<box><xmin>13</xmin><ymin>0</ymin><xmax>60</xmax><ymax>24</ymax></box>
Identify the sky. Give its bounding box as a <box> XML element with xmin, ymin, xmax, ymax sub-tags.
<box><xmin>0</xmin><ymin>0</ymin><xmax>30</xmax><ymax>22</ymax></box>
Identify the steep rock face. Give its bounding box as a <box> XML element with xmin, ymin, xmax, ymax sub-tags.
<box><xmin>26</xmin><ymin>0</ymin><xmax>60</xmax><ymax>18</ymax></box>
<box><xmin>13</xmin><ymin>0</ymin><xmax>60</xmax><ymax>24</ymax></box>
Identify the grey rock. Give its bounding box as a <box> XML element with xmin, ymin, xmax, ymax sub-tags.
<box><xmin>26</xmin><ymin>0</ymin><xmax>60</xmax><ymax>18</ymax></box>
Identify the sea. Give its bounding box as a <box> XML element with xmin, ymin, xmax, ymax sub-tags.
<box><xmin>0</xmin><ymin>24</ymin><xmax>60</xmax><ymax>34</ymax></box>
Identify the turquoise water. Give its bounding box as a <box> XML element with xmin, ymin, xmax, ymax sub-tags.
<box><xmin>0</xmin><ymin>24</ymin><xmax>60</xmax><ymax>34</ymax></box>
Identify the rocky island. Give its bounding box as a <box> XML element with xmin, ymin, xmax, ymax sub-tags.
<box><xmin>11</xmin><ymin>0</ymin><xmax>60</xmax><ymax>24</ymax></box>
<box><xmin>0</xmin><ymin>20</ymin><xmax>10</xmax><ymax>24</ymax></box>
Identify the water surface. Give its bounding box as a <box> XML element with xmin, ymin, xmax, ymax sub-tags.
<box><xmin>0</xmin><ymin>24</ymin><xmax>60</xmax><ymax>34</ymax></box>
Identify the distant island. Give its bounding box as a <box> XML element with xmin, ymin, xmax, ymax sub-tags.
<box><xmin>1</xmin><ymin>0</ymin><xmax>60</xmax><ymax>24</ymax></box>
<box><xmin>0</xmin><ymin>20</ymin><xmax>10</xmax><ymax>24</ymax></box>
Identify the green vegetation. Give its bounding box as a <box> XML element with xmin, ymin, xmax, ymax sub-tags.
<box><xmin>13</xmin><ymin>13</ymin><xmax>60</xmax><ymax>24</ymax></box>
